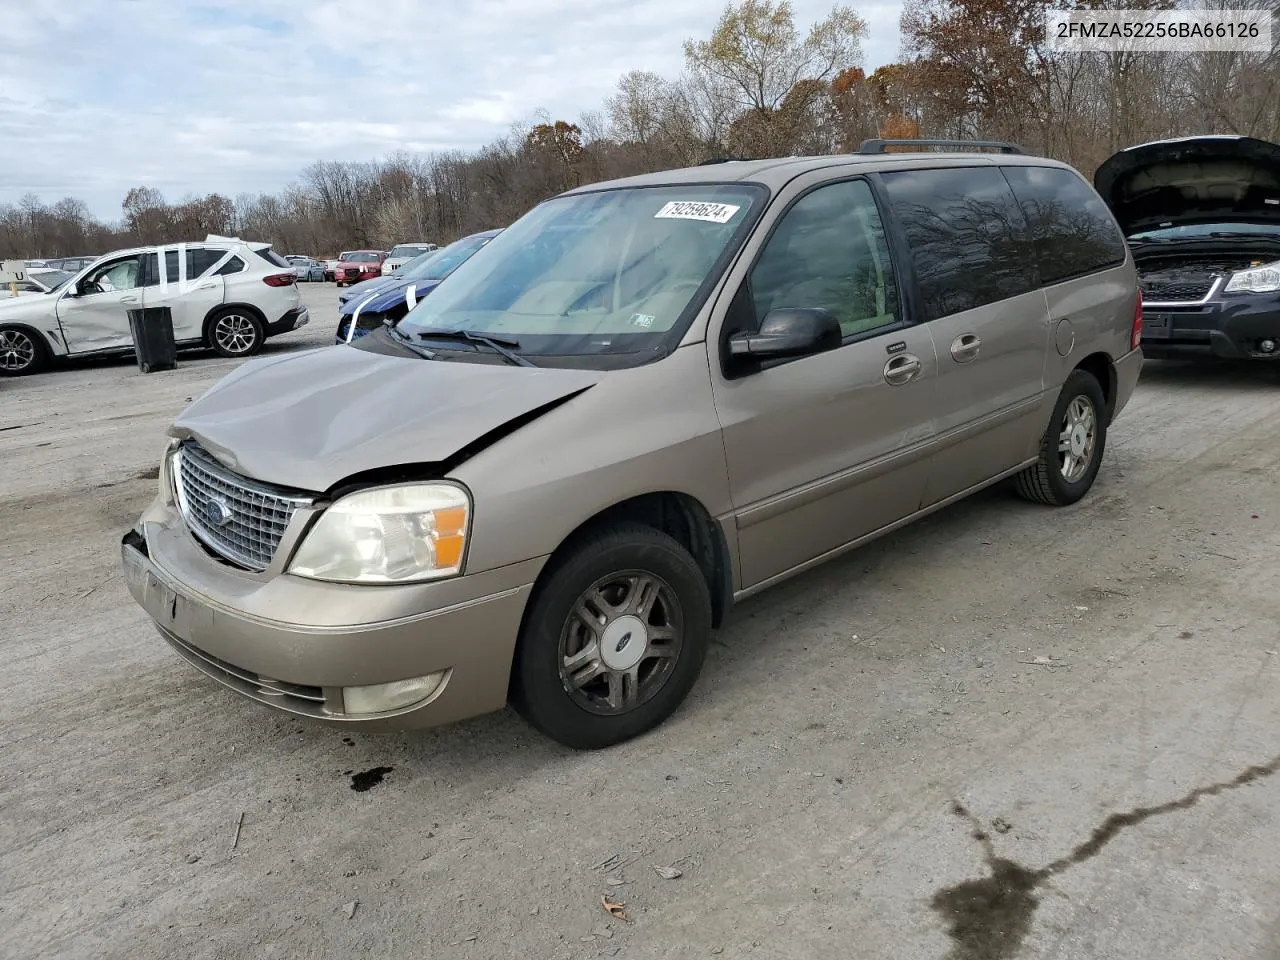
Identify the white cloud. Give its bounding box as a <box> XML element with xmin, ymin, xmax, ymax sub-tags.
<box><xmin>0</xmin><ymin>0</ymin><xmax>904</xmax><ymax>221</ymax></box>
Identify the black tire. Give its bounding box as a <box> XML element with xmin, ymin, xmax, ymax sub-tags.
<box><xmin>0</xmin><ymin>326</ymin><xmax>50</xmax><ymax>376</ymax></box>
<box><xmin>206</xmin><ymin>308</ymin><xmax>264</xmax><ymax>359</ymax></box>
<box><xmin>511</xmin><ymin>523</ymin><xmax>712</xmax><ymax>749</ymax></box>
<box><xmin>1015</xmin><ymin>368</ymin><xmax>1108</xmax><ymax>506</ymax></box>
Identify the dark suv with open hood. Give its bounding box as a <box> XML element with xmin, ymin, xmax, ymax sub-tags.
<box><xmin>1096</xmin><ymin>136</ymin><xmax>1280</xmax><ymax>360</ymax></box>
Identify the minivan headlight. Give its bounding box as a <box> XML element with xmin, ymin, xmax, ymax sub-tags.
<box><xmin>288</xmin><ymin>483</ymin><xmax>470</xmax><ymax>583</ymax></box>
<box><xmin>1224</xmin><ymin>261</ymin><xmax>1280</xmax><ymax>294</ymax></box>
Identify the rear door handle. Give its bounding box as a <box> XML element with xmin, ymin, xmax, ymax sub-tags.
<box><xmin>883</xmin><ymin>353</ymin><xmax>922</xmax><ymax>385</ymax></box>
<box><xmin>950</xmin><ymin>333</ymin><xmax>981</xmax><ymax>362</ymax></box>
<box><xmin>119</xmin><ymin>296</ymin><xmax>139</xmax><ymax>304</ymax></box>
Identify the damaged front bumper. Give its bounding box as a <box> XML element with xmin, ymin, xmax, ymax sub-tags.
<box><xmin>121</xmin><ymin>498</ymin><xmax>542</xmax><ymax>730</ymax></box>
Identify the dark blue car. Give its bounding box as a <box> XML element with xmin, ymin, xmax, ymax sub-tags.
<box><xmin>335</xmin><ymin>229</ymin><xmax>502</xmax><ymax>344</ymax></box>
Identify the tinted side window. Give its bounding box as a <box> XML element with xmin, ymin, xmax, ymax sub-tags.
<box><xmin>1002</xmin><ymin>166</ymin><xmax>1127</xmax><ymax>284</ymax></box>
<box><xmin>188</xmin><ymin>247</ymin><xmax>225</xmax><ymax>277</ymax></box>
<box><xmin>164</xmin><ymin>250</ymin><xmax>180</xmax><ymax>283</ymax></box>
<box><xmin>749</xmin><ymin>179</ymin><xmax>901</xmax><ymax>339</ymax></box>
<box><xmin>138</xmin><ymin>253</ymin><xmax>160</xmax><ymax>288</ymax></box>
<box><xmin>213</xmin><ymin>255</ymin><xmax>245</xmax><ymax>276</ymax></box>
<box><xmin>880</xmin><ymin>167</ymin><xmax>1038</xmax><ymax>322</ymax></box>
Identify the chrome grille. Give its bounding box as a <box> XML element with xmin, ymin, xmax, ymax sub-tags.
<box><xmin>175</xmin><ymin>442</ymin><xmax>313</xmax><ymax>571</ymax></box>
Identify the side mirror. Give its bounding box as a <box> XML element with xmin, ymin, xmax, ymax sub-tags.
<box><xmin>728</xmin><ymin>307</ymin><xmax>842</xmax><ymax>360</ymax></box>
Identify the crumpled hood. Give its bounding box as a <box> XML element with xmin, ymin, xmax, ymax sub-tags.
<box><xmin>171</xmin><ymin>342</ymin><xmax>602</xmax><ymax>492</ymax></box>
<box><xmin>340</xmin><ymin>278</ymin><xmax>442</xmax><ymax>316</ymax></box>
<box><xmin>1095</xmin><ymin>135</ymin><xmax>1280</xmax><ymax>235</ymax></box>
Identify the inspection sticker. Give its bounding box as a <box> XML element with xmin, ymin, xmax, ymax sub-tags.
<box><xmin>654</xmin><ymin>201</ymin><xmax>740</xmax><ymax>224</ymax></box>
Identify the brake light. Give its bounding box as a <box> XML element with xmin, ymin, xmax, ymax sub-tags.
<box><xmin>1131</xmin><ymin>289</ymin><xmax>1143</xmax><ymax>350</ymax></box>
<box><xmin>263</xmin><ymin>273</ymin><xmax>295</xmax><ymax>287</ymax></box>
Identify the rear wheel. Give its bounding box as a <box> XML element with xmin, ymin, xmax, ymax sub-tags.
<box><xmin>0</xmin><ymin>326</ymin><xmax>49</xmax><ymax>376</ymax></box>
<box><xmin>207</xmin><ymin>309</ymin><xmax>264</xmax><ymax>358</ymax></box>
<box><xmin>511</xmin><ymin>523</ymin><xmax>711</xmax><ymax>749</ymax></box>
<box><xmin>1015</xmin><ymin>369</ymin><xmax>1108</xmax><ymax>506</ymax></box>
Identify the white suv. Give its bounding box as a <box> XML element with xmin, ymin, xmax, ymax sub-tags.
<box><xmin>381</xmin><ymin>242</ymin><xmax>437</xmax><ymax>275</ymax></box>
<box><xmin>0</xmin><ymin>238</ymin><xmax>309</xmax><ymax>376</ymax></box>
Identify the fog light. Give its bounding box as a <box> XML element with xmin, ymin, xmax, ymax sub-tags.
<box><xmin>342</xmin><ymin>671</ymin><xmax>447</xmax><ymax>715</ymax></box>
<box><xmin>1260</xmin><ymin>339</ymin><xmax>1277</xmax><ymax>354</ymax></box>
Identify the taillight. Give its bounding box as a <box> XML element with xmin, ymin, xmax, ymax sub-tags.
<box><xmin>263</xmin><ymin>273</ymin><xmax>295</xmax><ymax>287</ymax></box>
<box><xmin>1131</xmin><ymin>289</ymin><xmax>1143</xmax><ymax>350</ymax></box>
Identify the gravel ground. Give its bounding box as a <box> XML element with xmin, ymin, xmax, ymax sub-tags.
<box><xmin>3</xmin><ymin>283</ymin><xmax>1279</xmax><ymax>960</ymax></box>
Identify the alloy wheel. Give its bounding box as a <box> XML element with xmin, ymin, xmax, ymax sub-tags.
<box><xmin>558</xmin><ymin>571</ymin><xmax>684</xmax><ymax>715</ymax></box>
<box><xmin>0</xmin><ymin>329</ymin><xmax>36</xmax><ymax>372</ymax></box>
<box><xmin>213</xmin><ymin>314</ymin><xmax>258</xmax><ymax>355</ymax></box>
<box><xmin>1058</xmin><ymin>395</ymin><xmax>1097</xmax><ymax>483</ymax></box>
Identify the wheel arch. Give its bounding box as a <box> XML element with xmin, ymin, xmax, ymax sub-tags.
<box><xmin>518</xmin><ymin>491</ymin><xmax>735</xmax><ymax>639</ymax></box>
<box><xmin>0</xmin><ymin>320</ymin><xmax>58</xmax><ymax>351</ymax></box>
<box><xmin>1074</xmin><ymin>351</ymin><xmax>1117</xmax><ymax>422</ymax></box>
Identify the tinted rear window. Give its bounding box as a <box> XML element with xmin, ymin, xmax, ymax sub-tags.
<box><xmin>255</xmin><ymin>247</ymin><xmax>292</xmax><ymax>269</ymax></box>
<box><xmin>1002</xmin><ymin>166</ymin><xmax>1127</xmax><ymax>284</ymax></box>
<box><xmin>880</xmin><ymin>167</ymin><xmax>1038</xmax><ymax>322</ymax></box>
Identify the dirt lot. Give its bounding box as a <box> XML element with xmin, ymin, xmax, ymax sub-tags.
<box><xmin>3</xmin><ymin>283</ymin><xmax>1279</xmax><ymax>960</ymax></box>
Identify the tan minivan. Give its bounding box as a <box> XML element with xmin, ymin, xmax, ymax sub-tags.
<box><xmin>122</xmin><ymin>139</ymin><xmax>1143</xmax><ymax>748</ymax></box>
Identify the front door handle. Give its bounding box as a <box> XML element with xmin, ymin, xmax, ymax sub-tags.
<box><xmin>119</xmin><ymin>296</ymin><xmax>139</xmax><ymax>304</ymax></box>
<box><xmin>883</xmin><ymin>353</ymin><xmax>922</xmax><ymax>385</ymax></box>
<box><xmin>950</xmin><ymin>333</ymin><xmax>981</xmax><ymax>362</ymax></box>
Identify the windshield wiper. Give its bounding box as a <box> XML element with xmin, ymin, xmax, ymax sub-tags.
<box><xmin>386</xmin><ymin>323</ymin><xmax>438</xmax><ymax>360</ymax></box>
<box><xmin>415</xmin><ymin>329</ymin><xmax>535</xmax><ymax>367</ymax></box>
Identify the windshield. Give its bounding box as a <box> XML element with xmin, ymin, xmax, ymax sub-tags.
<box><xmin>1130</xmin><ymin>221</ymin><xmax>1280</xmax><ymax>241</ymax></box>
<box><xmin>397</xmin><ymin>185</ymin><xmax>764</xmax><ymax>364</ymax></box>
<box><xmin>344</xmin><ymin>251</ymin><xmax>381</xmax><ymax>263</ymax></box>
<box><xmin>390</xmin><ymin>244</ymin><xmax>430</xmax><ymax>258</ymax></box>
<box><xmin>401</xmin><ymin>235</ymin><xmax>492</xmax><ymax>282</ymax></box>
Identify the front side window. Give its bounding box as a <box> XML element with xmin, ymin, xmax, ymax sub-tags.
<box><xmin>397</xmin><ymin>184</ymin><xmax>765</xmax><ymax>365</ymax></box>
<box><xmin>880</xmin><ymin>167</ymin><xmax>1038</xmax><ymax>321</ymax></box>
<box><xmin>748</xmin><ymin>178</ymin><xmax>901</xmax><ymax>339</ymax></box>
<box><xmin>83</xmin><ymin>255</ymin><xmax>145</xmax><ymax>294</ymax></box>
<box><xmin>1002</xmin><ymin>166</ymin><xmax>1127</xmax><ymax>284</ymax></box>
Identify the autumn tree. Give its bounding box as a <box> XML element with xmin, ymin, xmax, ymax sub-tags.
<box><xmin>684</xmin><ymin>0</ymin><xmax>867</xmax><ymax>157</ymax></box>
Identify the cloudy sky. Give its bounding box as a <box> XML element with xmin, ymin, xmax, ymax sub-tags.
<box><xmin>0</xmin><ymin>1</ymin><xmax>905</xmax><ymax>221</ymax></box>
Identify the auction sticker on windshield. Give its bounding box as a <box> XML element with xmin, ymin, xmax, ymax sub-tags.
<box><xmin>654</xmin><ymin>201</ymin><xmax>741</xmax><ymax>224</ymax></box>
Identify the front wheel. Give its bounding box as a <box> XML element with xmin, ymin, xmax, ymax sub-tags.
<box><xmin>207</xmin><ymin>309</ymin><xmax>264</xmax><ymax>359</ymax></box>
<box><xmin>1014</xmin><ymin>369</ymin><xmax>1108</xmax><ymax>506</ymax></box>
<box><xmin>511</xmin><ymin>523</ymin><xmax>711</xmax><ymax>749</ymax></box>
<box><xmin>0</xmin><ymin>326</ymin><xmax>49</xmax><ymax>376</ymax></box>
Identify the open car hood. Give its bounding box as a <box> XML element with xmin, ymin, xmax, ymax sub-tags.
<box><xmin>171</xmin><ymin>342</ymin><xmax>601</xmax><ymax>492</ymax></box>
<box><xmin>1095</xmin><ymin>136</ymin><xmax>1280</xmax><ymax>236</ymax></box>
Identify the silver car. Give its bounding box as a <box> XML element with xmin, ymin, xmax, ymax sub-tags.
<box><xmin>122</xmin><ymin>139</ymin><xmax>1142</xmax><ymax>748</ymax></box>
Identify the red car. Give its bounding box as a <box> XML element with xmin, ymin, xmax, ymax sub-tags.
<box><xmin>334</xmin><ymin>250</ymin><xmax>387</xmax><ymax>286</ymax></box>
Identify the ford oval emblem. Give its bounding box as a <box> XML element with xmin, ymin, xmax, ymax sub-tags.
<box><xmin>206</xmin><ymin>497</ymin><xmax>233</xmax><ymax>527</ymax></box>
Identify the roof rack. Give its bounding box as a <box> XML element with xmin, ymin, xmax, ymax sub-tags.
<box><xmin>857</xmin><ymin>138</ymin><xmax>1023</xmax><ymax>155</ymax></box>
<box><xmin>695</xmin><ymin>156</ymin><xmax>754</xmax><ymax>165</ymax></box>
